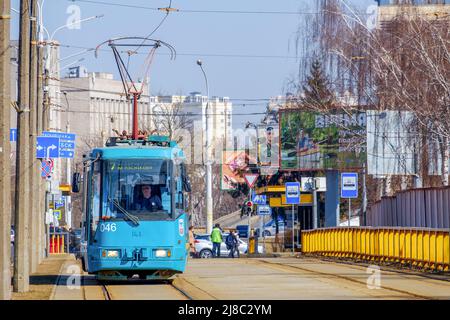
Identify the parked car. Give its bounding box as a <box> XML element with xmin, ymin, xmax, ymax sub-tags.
<box><xmin>194</xmin><ymin>233</ymin><xmax>264</xmax><ymax>258</ymax></box>
<box><xmin>262</xmin><ymin>219</ymin><xmax>286</xmax><ymax>237</ymax></box>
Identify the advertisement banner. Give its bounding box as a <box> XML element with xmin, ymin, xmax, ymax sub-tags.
<box><xmin>221</xmin><ymin>150</ymin><xmax>255</xmax><ymax>190</ymax></box>
<box><xmin>257</xmin><ymin>124</ymin><xmax>279</xmax><ymax>168</ymax></box>
<box><xmin>280</xmin><ymin>109</ymin><xmax>366</xmax><ymax>170</ymax></box>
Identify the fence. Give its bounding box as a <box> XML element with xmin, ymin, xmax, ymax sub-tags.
<box><xmin>366</xmin><ymin>187</ymin><xmax>450</xmax><ymax>228</ymax></box>
<box><xmin>302</xmin><ymin>227</ymin><xmax>450</xmax><ymax>272</ymax></box>
<box><xmin>48</xmin><ymin>232</ymin><xmax>70</xmax><ymax>254</ymax></box>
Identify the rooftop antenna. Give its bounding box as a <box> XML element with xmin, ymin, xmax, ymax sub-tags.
<box><xmin>95</xmin><ymin>37</ymin><xmax>176</xmax><ymax>140</ymax></box>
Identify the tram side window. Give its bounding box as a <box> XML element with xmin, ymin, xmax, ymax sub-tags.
<box><xmin>89</xmin><ymin>162</ymin><xmax>101</xmax><ymax>236</ymax></box>
<box><xmin>175</xmin><ymin>164</ymin><xmax>184</xmax><ymax>212</ymax></box>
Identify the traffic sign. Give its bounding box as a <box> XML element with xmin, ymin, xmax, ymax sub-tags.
<box><xmin>54</xmin><ymin>200</ymin><xmax>65</xmax><ymax>209</ymax></box>
<box><xmin>10</xmin><ymin>129</ymin><xmax>17</xmax><ymax>142</ymax></box>
<box><xmin>252</xmin><ymin>193</ymin><xmax>267</xmax><ymax>205</ymax></box>
<box><xmin>60</xmin><ymin>150</ymin><xmax>75</xmax><ymax>158</ymax></box>
<box><xmin>36</xmin><ymin>136</ymin><xmax>60</xmax><ymax>158</ymax></box>
<box><xmin>42</xmin><ymin>131</ymin><xmax>76</xmax><ymax>159</ymax></box>
<box><xmin>244</xmin><ymin>174</ymin><xmax>259</xmax><ymax>188</ymax></box>
<box><xmin>54</xmin><ymin>210</ymin><xmax>62</xmax><ymax>220</ymax></box>
<box><xmin>257</xmin><ymin>205</ymin><xmax>272</xmax><ymax>216</ymax></box>
<box><xmin>285</xmin><ymin>182</ymin><xmax>301</xmax><ymax>205</ymax></box>
<box><xmin>42</xmin><ymin>131</ymin><xmax>75</xmax><ymax>141</ymax></box>
<box><xmin>341</xmin><ymin>173</ymin><xmax>358</xmax><ymax>198</ymax></box>
<box><xmin>41</xmin><ymin>159</ymin><xmax>54</xmax><ymax>178</ymax></box>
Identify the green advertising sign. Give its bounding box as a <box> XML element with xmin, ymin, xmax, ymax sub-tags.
<box><xmin>280</xmin><ymin>109</ymin><xmax>366</xmax><ymax>170</ymax></box>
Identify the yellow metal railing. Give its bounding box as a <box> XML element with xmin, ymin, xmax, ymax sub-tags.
<box><xmin>302</xmin><ymin>227</ymin><xmax>450</xmax><ymax>272</ymax></box>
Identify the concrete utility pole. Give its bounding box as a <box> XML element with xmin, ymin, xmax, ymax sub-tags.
<box><xmin>197</xmin><ymin>60</ymin><xmax>213</xmax><ymax>234</ymax></box>
<box><xmin>14</xmin><ymin>0</ymin><xmax>32</xmax><ymax>293</ymax></box>
<box><xmin>37</xmin><ymin>44</ymin><xmax>44</xmax><ymax>263</ymax></box>
<box><xmin>0</xmin><ymin>0</ymin><xmax>12</xmax><ymax>300</ymax></box>
<box><xmin>29</xmin><ymin>0</ymin><xmax>39</xmax><ymax>274</ymax></box>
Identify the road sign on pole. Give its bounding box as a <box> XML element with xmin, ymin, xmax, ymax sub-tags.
<box><xmin>54</xmin><ymin>210</ymin><xmax>62</xmax><ymax>220</ymax></box>
<box><xmin>244</xmin><ymin>174</ymin><xmax>259</xmax><ymax>188</ymax></box>
<box><xmin>54</xmin><ymin>200</ymin><xmax>65</xmax><ymax>209</ymax></box>
<box><xmin>252</xmin><ymin>193</ymin><xmax>267</xmax><ymax>205</ymax></box>
<box><xmin>257</xmin><ymin>205</ymin><xmax>272</xmax><ymax>216</ymax></box>
<box><xmin>341</xmin><ymin>173</ymin><xmax>358</xmax><ymax>198</ymax></box>
<box><xmin>10</xmin><ymin>129</ymin><xmax>17</xmax><ymax>142</ymax></box>
<box><xmin>285</xmin><ymin>182</ymin><xmax>301</xmax><ymax>205</ymax></box>
<box><xmin>285</xmin><ymin>182</ymin><xmax>300</xmax><ymax>254</ymax></box>
<box><xmin>42</xmin><ymin>131</ymin><xmax>76</xmax><ymax>159</ymax></box>
<box><xmin>41</xmin><ymin>159</ymin><xmax>54</xmax><ymax>178</ymax></box>
<box><xmin>36</xmin><ymin>137</ymin><xmax>60</xmax><ymax>158</ymax></box>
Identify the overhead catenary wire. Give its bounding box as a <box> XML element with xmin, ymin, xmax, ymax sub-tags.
<box><xmin>57</xmin><ymin>43</ymin><xmax>300</xmax><ymax>60</ymax></box>
<box><xmin>63</xmin><ymin>0</ymin><xmax>430</xmax><ymax>17</ymax></box>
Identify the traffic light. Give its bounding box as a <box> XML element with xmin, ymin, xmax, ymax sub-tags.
<box><xmin>246</xmin><ymin>201</ymin><xmax>253</xmax><ymax>215</ymax></box>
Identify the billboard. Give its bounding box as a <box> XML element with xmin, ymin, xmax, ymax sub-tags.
<box><xmin>221</xmin><ymin>150</ymin><xmax>256</xmax><ymax>190</ymax></box>
<box><xmin>366</xmin><ymin>110</ymin><xmax>416</xmax><ymax>176</ymax></box>
<box><xmin>280</xmin><ymin>109</ymin><xmax>366</xmax><ymax>170</ymax></box>
<box><xmin>257</xmin><ymin>124</ymin><xmax>280</xmax><ymax>174</ymax></box>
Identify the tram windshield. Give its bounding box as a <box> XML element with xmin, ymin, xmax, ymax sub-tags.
<box><xmin>102</xmin><ymin>159</ymin><xmax>174</xmax><ymax>221</ymax></box>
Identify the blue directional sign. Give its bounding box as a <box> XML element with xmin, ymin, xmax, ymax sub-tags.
<box><xmin>36</xmin><ymin>136</ymin><xmax>60</xmax><ymax>158</ymax></box>
<box><xmin>285</xmin><ymin>182</ymin><xmax>301</xmax><ymax>205</ymax></box>
<box><xmin>341</xmin><ymin>173</ymin><xmax>358</xmax><ymax>199</ymax></box>
<box><xmin>54</xmin><ymin>200</ymin><xmax>65</xmax><ymax>209</ymax></box>
<box><xmin>60</xmin><ymin>150</ymin><xmax>75</xmax><ymax>158</ymax></box>
<box><xmin>252</xmin><ymin>193</ymin><xmax>267</xmax><ymax>205</ymax></box>
<box><xmin>42</xmin><ymin>131</ymin><xmax>76</xmax><ymax>159</ymax></box>
<box><xmin>42</xmin><ymin>132</ymin><xmax>75</xmax><ymax>141</ymax></box>
<box><xmin>10</xmin><ymin>129</ymin><xmax>17</xmax><ymax>142</ymax></box>
<box><xmin>257</xmin><ymin>205</ymin><xmax>272</xmax><ymax>216</ymax></box>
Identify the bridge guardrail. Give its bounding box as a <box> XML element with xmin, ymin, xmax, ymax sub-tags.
<box><xmin>302</xmin><ymin>227</ymin><xmax>449</xmax><ymax>272</ymax></box>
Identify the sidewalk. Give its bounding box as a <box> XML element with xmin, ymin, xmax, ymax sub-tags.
<box><xmin>12</xmin><ymin>254</ymin><xmax>75</xmax><ymax>300</ymax></box>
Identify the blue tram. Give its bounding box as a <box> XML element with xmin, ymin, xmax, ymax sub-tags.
<box><xmin>72</xmin><ymin>135</ymin><xmax>191</xmax><ymax>280</ymax></box>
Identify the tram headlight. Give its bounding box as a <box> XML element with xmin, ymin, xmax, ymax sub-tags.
<box><xmin>155</xmin><ymin>249</ymin><xmax>171</xmax><ymax>258</ymax></box>
<box><xmin>103</xmin><ymin>250</ymin><xmax>120</xmax><ymax>258</ymax></box>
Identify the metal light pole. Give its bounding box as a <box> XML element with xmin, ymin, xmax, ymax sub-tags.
<box><xmin>245</xmin><ymin>121</ymin><xmax>260</xmax><ymax>243</ymax></box>
<box><xmin>245</xmin><ymin>122</ymin><xmax>260</xmax><ymax>166</ymax></box>
<box><xmin>197</xmin><ymin>60</ymin><xmax>213</xmax><ymax>234</ymax></box>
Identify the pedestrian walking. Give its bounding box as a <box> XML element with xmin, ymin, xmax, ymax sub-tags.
<box><xmin>210</xmin><ymin>223</ymin><xmax>223</xmax><ymax>258</ymax></box>
<box><xmin>188</xmin><ymin>226</ymin><xmax>197</xmax><ymax>258</ymax></box>
<box><xmin>226</xmin><ymin>230</ymin><xmax>240</xmax><ymax>258</ymax></box>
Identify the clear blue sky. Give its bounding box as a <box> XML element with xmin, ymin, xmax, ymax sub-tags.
<box><xmin>10</xmin><ymin>0</ymin><xmax>375</xmax><ymax>128</ymax></box>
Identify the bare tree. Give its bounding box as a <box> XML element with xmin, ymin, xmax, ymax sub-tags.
<box><xmin>150</xmin><ymin>102</ymin><xmax>192</xmax><ymax>141</ymax></box>
<box><xmin>293</xmin><ymin>0</ymin><xmax>450</xmax><ymax>192</ymax></box>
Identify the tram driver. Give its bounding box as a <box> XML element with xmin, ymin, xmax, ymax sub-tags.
<box><xmin>134</xmin><ymin>184</ymin><xmax>163</xmax><ymax>212</ymax></box>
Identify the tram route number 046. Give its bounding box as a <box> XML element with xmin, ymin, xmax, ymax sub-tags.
<box><xmin>99</xmin><ymin>223</ymin><xmax>117</xmax><ymax>232</ymax></box>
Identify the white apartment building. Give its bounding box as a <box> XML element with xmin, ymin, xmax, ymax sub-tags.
<box><xmin>150</xmin><ymin>92</ymin><xmax>233</xmax><ymax>163</ymax></box>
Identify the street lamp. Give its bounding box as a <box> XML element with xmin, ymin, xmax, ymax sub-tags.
<box><xmin>196</xmin><ymin>59</ymin><xmax>213</xmax><ymax>234</ymax></box>
<box><xmin>62</xmin><ymin>91</ymin><xmax>72</xmax><ymax>229</ymax></box>
<box><xmin>245</xmin><ymin>121</ymin><xmax>260</xmax><ymax>166</ymax></box>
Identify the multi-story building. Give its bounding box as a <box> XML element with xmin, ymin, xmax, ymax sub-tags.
<box><xmin>377</xmin><ymin>0</ymin><xmax>450</xmax><ymax>25</ymax></box>
<box><xmin>150</xmin><ymin>92</ymin><xmax>233</xmax><ymax>164</ymax></box>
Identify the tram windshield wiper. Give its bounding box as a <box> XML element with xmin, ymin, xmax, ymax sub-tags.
<box><xmin>108</xmin><ymin>197</ymin><xmax>140</xmax><ymax>225</ymax></box>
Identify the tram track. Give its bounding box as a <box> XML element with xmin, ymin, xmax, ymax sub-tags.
<box><xmin>97</xmin><ymin>279</ymin><xmax>192</xmax><ymax>300</ymax></box>
<box><xmin>251</xmin><ymin>258</ymin><xmax>432</xmax><ymax>300</ymax></box>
